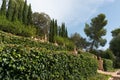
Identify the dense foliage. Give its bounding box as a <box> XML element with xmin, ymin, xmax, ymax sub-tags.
<box><xmin>0</xmin><ymin>45</ymin><xmax>97</xmax><ymax>80</ymax></box>
<box><xmin>70</xmin><ymin>32</ymin><xmax>89</xmax><ymax>50</ymax></box>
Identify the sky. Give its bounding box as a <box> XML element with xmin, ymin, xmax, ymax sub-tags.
<box><xmin>0</xmin><ymin>0</ymin><xmax>119</xmax><ymax>50</ymax></box>
<box><xmin>27</xmin><ymin>0</ymin><xmax>120</xmax><ymax>49</ymax></box>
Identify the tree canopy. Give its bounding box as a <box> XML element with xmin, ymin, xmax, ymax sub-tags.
<box><xmin>70</xmin><ymin>33</ymin><xmax>89</xmax><ymax>50</ymax></box>
<box><xmin>32</xmin><ymin>12</ymin><xmax>51</xmax><ymax>38</ymax></box>
<box><xmin>110</xmin><ymin>28</ymin><xmax>120</xmax><ymax>57</ymax></box>
<box><xmin>111</xmin><ymin>28</ymin><xmax>120</xmax><ymax>37</ymax></box>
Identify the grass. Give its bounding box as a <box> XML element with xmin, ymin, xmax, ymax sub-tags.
<box><xmin>88</xmin><ymin>73</ymin><xmax>110</xmax><ymax>80</ymax></box>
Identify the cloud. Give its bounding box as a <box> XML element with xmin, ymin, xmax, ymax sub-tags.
<box><xmin>105</xmin><ymin>0</ymin><xmax>115</xmax><ymax>2</ymax></box>
<box><xmin>27</xmin><ymin>0</ymin><xmax>115</xmax><ymax>27</ymax></box>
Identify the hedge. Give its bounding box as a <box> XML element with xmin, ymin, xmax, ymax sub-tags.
<box><xmin>0</xmin><ymin>46</ymin><xmax>98</xmax><ymax>80</ymax></box>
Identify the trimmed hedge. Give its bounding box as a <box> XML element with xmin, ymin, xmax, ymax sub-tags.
<box><xmin>0</xmin><ymin>46</ymin><xmax>98</xmax><ymax>80</ymax></box>
<box><xmin>103</xmin><ymin>59</ymin><xmax>113</xmax><ymax>71</ymax></box>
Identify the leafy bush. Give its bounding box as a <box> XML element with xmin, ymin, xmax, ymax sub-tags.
<box><xmin>54</xmin><ymin>36</ymin><xmax>75</xmax><ymax>50</ymax></box>
<box><xmin>103</xmin><ymin>59</ymin><xmax>113</xmax><ymax>71</ymax></box>
<box><xmin>0</xmin><ymin>46</ymin><xmax>98</xmax><ymax>80</ymax></box>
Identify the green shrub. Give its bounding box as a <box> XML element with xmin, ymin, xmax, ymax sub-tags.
<box><xmin>54</xmin><ymin>36</ymin><xmax>75</xmax><ymax>51</ymax></box>
<box><xmin>103</xmin><ymin>59</ymin><xmax>113</xmax><ymax>71</ymax></box>
<box><xmin>54</xmin><ymin>36</ymin><xmax>64</xmax><ymax>45</ymax></box>
<box><xmin>0</xmin><ymin>46</ymin><xmax>98</xmax><ymax>80</ymax></box>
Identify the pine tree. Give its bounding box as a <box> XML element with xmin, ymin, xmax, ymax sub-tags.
<box><xmin>84</xmin><ymin>13</ymin><xmax>107</xmax><ymax>51</ymax></box>
<box><xmin>7</xmin><ymin>0</ymin><xmax>13</xmax><ymax>21</ymax></box>
<box><xmin>0</xmin><ymin>0</ymin><xmax>6</xmax><ymax>16</ymax></box>
<box><xmin>27</xmin><ymin>4</ymin><xmax>32</xmax><ymax>25</ymax></box>
<box><xmin>12</xmin><ymin>3</ymin><xmax>18</xmax><ymax>21</ymax></box>
<box><xmin>22</xmin><ymin>0</ymin><xmax>28</xmax><ymax>24</ymax></box>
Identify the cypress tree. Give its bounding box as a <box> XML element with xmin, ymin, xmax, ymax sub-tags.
<box><xmin>0</xmin><ymin>0</ymin><xmax>6</xmax><ymax>16</ymax></box>
<box><xmin>58</xmin><ymin>26</ymin><xmax>61</xmax><ymax>36</ymax></box>
<box><xmin>22</xmin><ymin>0</ymin><xmax>28</xmax><ymax>24</ymax></box>
<box><xmin>49</xmin><ymin>20</ymin><xmax>68</xmax><ymax>42</ymax></box>
<box><xmin>65</xmin><ymin>28</ymin><xmax>68</xmax><ymax>38</ymax></box>
<box><xmin>12</xmin><ymin>3</ymin><xmax>18</xmax><ymax>21</ymax></box>
<box><xmin>61</xmin><ymin>23</ymin><xmax>66</xmax><ymax>37</ymax></box>
<box><xmin>52</xmin><ymin>19</ymin><xmax>55</xmax><ymax>42</ymax></box>
<box><xmin>18</xmin><ymin>3</ymin><xmax>23</xmax><ymax>22</ymax></box>
<box><xmin>54</xmin><ymin>20</ymin><xmax>58</xmax><ymax>36</ymax></box>
<box><xmin>49</xmin><ymin>20</ymin><xmax>53</xmax><ymax>42</ymax></box>
<box><xmin>7</xmin><ymin>0</ymin><xmax>13</xmax><ymax>21</ymax></box>
<box><xmin>27</xmin><ymin>4</ymin><xmax>32</xmax><ymax>25</ymax></box>
<box><xmin>49</xmin><ymin>19</ymin><xmax>57</xmax><ymax>42</ymax></box>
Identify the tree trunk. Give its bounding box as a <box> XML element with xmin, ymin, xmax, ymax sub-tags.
<box><xmin>90</xmin><ymin>40</ymin><xmax>95</xmax><ymax>51</ymax></box>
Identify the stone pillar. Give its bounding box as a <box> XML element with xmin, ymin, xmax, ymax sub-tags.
<box><xmin>98</xmin><ymin>57</ymin><xmax>104</xmax><ymax>71</ymax></box>
<box><xmin>44</xmin><ymin>34</ymin><xmax>47</xmax><ymax>42</ymax></box>
<box><xmin>74</xmin><ymin>47</ymin><xmax>78</xmax><ymax>55</ymax></box>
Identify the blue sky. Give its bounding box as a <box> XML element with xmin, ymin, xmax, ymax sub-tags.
<box><xmin>28</xmin><ymin>0</ymin><xmax>120</xmax><ymax>49</ymax></box>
